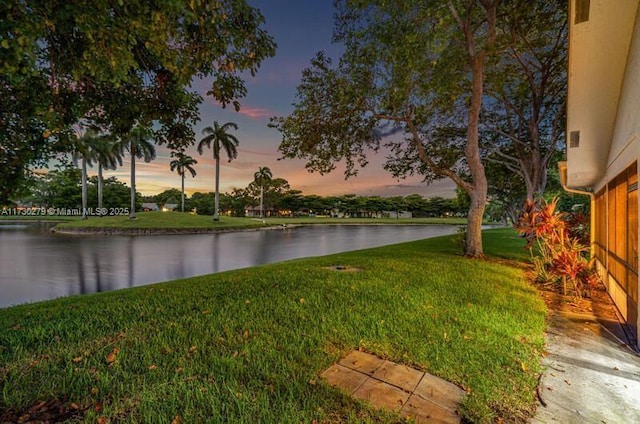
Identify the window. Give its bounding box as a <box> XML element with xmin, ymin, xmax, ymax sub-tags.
<box><xmin>599</xmin><ymin>163</ymin><xmax>638</xmax><ymax>297</ymax></box>
<box><xmin>570</xmin><ymin>131</ymin><xmax>580</xmax><ymax>148</ymax></box>
<box><xmin>575</xmin><ymin>0</ymin><xmax>590</xmax><ymax>24</ymax></box>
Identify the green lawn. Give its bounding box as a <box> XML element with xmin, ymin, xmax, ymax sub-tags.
<box><xmin>50</xmin><ymin>212</ymin><xmax>472</xmax><ymax>232</ymax></box>
<box><xmin>51</xmin><ymin>212</ymin><xmax>268</xmax><ymax>231</ymax></box>
<box><xmin>0</xmin><ymin>229</ymin><xmax>545</xmax><ymax>423</ymax></box>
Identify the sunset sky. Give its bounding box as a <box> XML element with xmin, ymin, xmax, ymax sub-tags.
<box><xmin>102</xmin><ymin>0</ymin><xmax>456</xmax><ymax>199</ymax></box>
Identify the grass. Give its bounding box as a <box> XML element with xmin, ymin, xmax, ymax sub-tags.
<box><xmin>52</xmin><ymin>212</ymin><xmax>268</xmax><ymax>231</ymax></box>
<box><xmin>51</xmin><ymin>212</ymin><xmax>472</xmax><ymax>232</ymax></box>
<box><xmin>0</xmin><ymin>229</ymin><xmax>545</xmax><ymax>423</ymax></box>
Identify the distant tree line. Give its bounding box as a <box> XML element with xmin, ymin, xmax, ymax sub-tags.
<box><xmin>21</xmin><ymin>168</ymin><xmax>140</xmax><ymax>211</ymax></box>
<box><xmin>16</xmin><ymin>167</ymin><xmax>473</xmax><ymax>219</ymax></box>
<box><xmin>144</xmin><ymin>190</ymin><xmax>469</xmax><ymax>219</ymax></box>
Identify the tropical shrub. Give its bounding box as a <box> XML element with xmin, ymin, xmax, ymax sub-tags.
<box><xmin>515</xmin><ymin>198</ymin><xmax>597</xmax><ymax>298</ymax></box>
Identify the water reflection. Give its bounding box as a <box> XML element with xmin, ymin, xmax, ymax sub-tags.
<box><xmin>0</xmin><ymin>223</ymin><xmax>460</xmax><ymax>308</ymax></box>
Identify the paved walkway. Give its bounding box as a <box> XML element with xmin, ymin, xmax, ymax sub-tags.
<box><xmin>322</xmin><ymin>350</ymin><xmax>465</xmax><ymax>423</ymax></box>
<box><xmin>532</xmin><ymin>309</ymin><xmax>640</xmax><ymax>423</ymax></box>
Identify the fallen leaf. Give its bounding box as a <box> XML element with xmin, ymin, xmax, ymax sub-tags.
<box><xmin>176</xmin><ymin>367</ymin><xmax>184</xmax><ymax>373</ymax></box>
<box><xmin>106</xmin><ymin>347</ymin><xmax>120</xmax><ymax>364</ymax></box>
<box><xmin>148</xmin><ymin>364</ymin><xmax>158</xmax><ymax>370</ymax></box>
<box><xmin>243</xmin><ymin>330</ymin><xmax>249</xmax><ymax>339</ymax></box>
<box><xmin>94</xmin><ymin>402</ymin><xmax>102</xmax><ymax>412</ymax></box>
<box><xmin>97</xmin><ymin>417</ymin><xmax>108</xmax><ymax>424</ymax></box>
<box><xmin>308</xmin><ymin>379</ymin><xmax>316</xmax><ymax>385</ymax></box>
<box><xmin>171</xmin><ymin>416</ymin><xmax>183</xmax><ymax>424</ymax></box>
<box><xmin>202</xmin><ymin>310</ymin><xmax>211</xmax><ymax>314</ymax></box>
<box><xmin>245</xmin><ymin>299</ymin><xmax>251</xmax><ymax>304</ymax></box>
<box><xmin>299</xmin><ymin>298</ymin><xmax>305</xmax><ymax>304</ymax></box>
<box><xmin>70</xmin><ymin>402</ymin><xmax>80</xmax><ymax>409</ymax></box>
<box><xmin>189</xmin><ymin>346</ymin><xmax>197</xmax><ymax>354</ymax></box>
<box><xmin>28</xmin><ymin>401</ymin><xmax>46</xmax><ymax>413</ymax></box>
<box><xmin>72</xmin><ymin>356</ymin><xmax>83</xmax><ymax>363</ymax></box>
<box><xmin>521</xmin><ymin>362</ymin><xmax>527</xmax><ymax>372</ymax></box>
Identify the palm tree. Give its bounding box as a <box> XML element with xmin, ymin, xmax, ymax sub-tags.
<box><xmin>71</xmin><ymin>129</ymin><xmax>101</xmax><ymax>220</ymax></box>
<box><xmin>253</xmin><ymin>166</ymin><xmax>272</xmax><ymax>218</ymax></box>
<box><xmin>169</xmin><ymin>152</ymin><xmax>198</xmax><ymax>212</ymax></box>
<box><xmin>197</xmin><ymin>121</ymin><xmax>239</xmax><ymax>221</ymax></box>
<box><xmin>119</xmin><ymin>126</ymin><xmax>156</xmax><ymax>220</ymax></box>
<box><xmin>92</xmin><ymin>136</ymin><xmax>123</xmax><ymax>211</ymax></box>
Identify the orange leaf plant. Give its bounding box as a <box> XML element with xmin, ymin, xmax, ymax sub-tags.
<box><xmin>514</xmin><ymin>197</ymin><xmax>597</xmax><ymax>298</ymax></box>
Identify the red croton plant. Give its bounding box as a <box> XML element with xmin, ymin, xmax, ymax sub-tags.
<box><xmin>515</xmin><ymin>197</ymin><xmax>598</xmax><ymax>298</ymax></box>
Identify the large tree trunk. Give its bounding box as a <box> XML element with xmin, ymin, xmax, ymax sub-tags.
<box><xmin>129</xmin><ymin>144</ymin><xmax>136</xmax><ymax>220</ymax></box>
<box><xmin>464</xmin><ymin>55</ymin><xmax>489</xmax><ymax>257</ymax></box>
<box><xmin>466</xmin><ymin>188</ymin><xmax>487</xmax><ymax>256</ymax></box>
<box><xmin>81</xmin><ymin>156</ymin><xmax>88</xmax><ymax>220</ymax></box>
<box><xmin>214</xmin><ymin>157</ymin><xmax>220</xmax><ymax>221</ymax></box>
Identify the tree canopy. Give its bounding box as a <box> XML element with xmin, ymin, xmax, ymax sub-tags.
<box><xmin>484</xmin><ymin>0</ymin><xmax>567</xmax><ymax>202</ymax></box>
<box><xmin>0</xmin><ymin>0</ymin><xmax>276</xmax><ymax>204</ymax></box>
<box><xmin>271</xmin><ymin>0</ymin><xmax>501</xmax><ymax>256</ymax></box>
<box><xmin>270</xmin><ymin>0</ymin><xmax>567</xmax><ymax>256</ymax></box>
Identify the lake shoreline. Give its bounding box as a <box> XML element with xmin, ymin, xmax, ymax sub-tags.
<box><xmin>49</xmin><ymin>221</ymin><xmax>466</xmax><ymax>236</ymax></box>
<box><xmin>50</xmin><ymin>224</ymin><xmax>298</xmax><ymax>236</ymax></box>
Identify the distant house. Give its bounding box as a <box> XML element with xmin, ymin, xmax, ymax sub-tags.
<box><xmin>245</xmin><ymin>205</ymin><xmax>276</xmax><ymax>217</ymax></box>
<box><xmin>141</xmin><ymin>203</ymin><xmax>159</xmax><ymax>212</ymax></box>
<box><xmin>563</xmin><ymin>0</ymin><xmax>640</xmax><ymax>347</ymax></box>
<box><xmin>383</xmin><ymin>211</ymin><xmax>412</xmax><ymax>219</ymax></box>
<box><xmin>162</xmin><ymin>203</ymin><xmax>178</xmax><ymax>212</ymax></box>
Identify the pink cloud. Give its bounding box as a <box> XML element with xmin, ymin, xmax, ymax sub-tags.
<box><xmin>237</xmin><ymin>106</ymin><xmax>274</xmax><ymax>119</ymax></box>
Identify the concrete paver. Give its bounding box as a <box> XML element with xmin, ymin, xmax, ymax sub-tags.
<box><xmin>321</xmin><ymin>364</ymin><xmax>369</xmax><ymax>393</ymax></box>
<box><xmin>372</xmin><ymin>360</ymin><xmax>424</xmax><ymax>392</ymax></box>
<box><xmin>338</xmin><ymin>350</ymin><xmax>385</xmax><ymax>375</ymax></box>
<box><xmin>413</xmin><ymin>372</ymin><xmax>467</xmax><ymax>413</ymax></box>
<box><xmin>400</xmin><ymin>394</ymin><xmax>462</xmax><ymax>424</ymax></box>
<box><xmin>352</xmin><ymin>378</ymin><xmax>409</xmax><ymax>412</ymax></box>
<box><xmin>323</xmin><ymin>350</ymin><xmax>465</xmax><ymax>422</ymax></box>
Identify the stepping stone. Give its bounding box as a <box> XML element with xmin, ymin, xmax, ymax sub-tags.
<box><xmin>338</xmin><ymin>350</ymin><xmax>385</xmax><ymax>375</ymax></box>
<box><xmin>413</xmin><ymin>372</ymin><xmax>466</xmax><ymax>413</ymax></box>
<box><xmin>322</xmin><ymin>350</ymin><xmax>465</xmax><ymax>422</ymax></box>
<box><xmin>372</xmin><ymin>360</ymin><xmax>425</xmax><ymax>392</ymax></box>
<box><xmin>401</xmin><ymin>394</ymin><xmax>462</xmax><ymax>424</ymax></box>
<box><xmin>352</xmin><ymin>378</ymin><xmax>410</xmax><ymax>412</ymax></box>
<box><xmin>321</xmin><ymin>364</ymin><xmax>368</xmax><ymax>393</ymax></box>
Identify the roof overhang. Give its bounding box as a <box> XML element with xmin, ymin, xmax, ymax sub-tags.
<box><xmin>566</xmin><ymin>0</ymin><xmax>639</xmax><ymax>188</ymax></box>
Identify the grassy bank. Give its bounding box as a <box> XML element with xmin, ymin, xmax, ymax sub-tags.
<box><xmin>50</xmin><ymin>212</ymin><xmax>471</xmax><ymax>233</ymax></box>
<box><xmin>0</xmin><ymin>229</ymin><xmax>545</xmax><ymax>423</ymax></box>
<box><xmin>51</xmin><ymin>212</ymin><xmax>267</xmax><ymax>231</ymax></box>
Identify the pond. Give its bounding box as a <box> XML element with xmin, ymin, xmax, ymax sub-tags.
<box><xmin>0</xmin><ymin>222</ymin><xmax>460</xmax><ymax>308</ymax></box>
